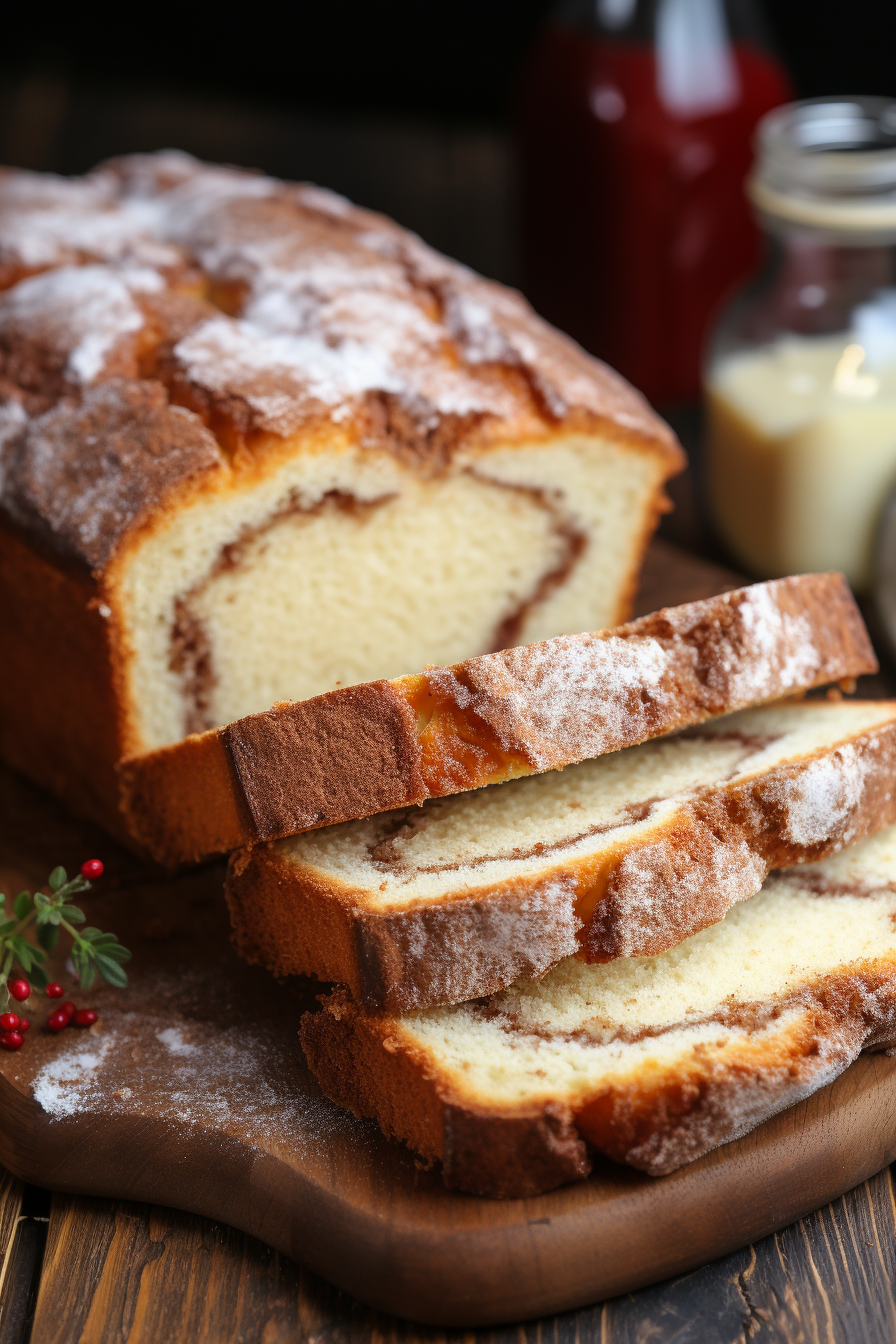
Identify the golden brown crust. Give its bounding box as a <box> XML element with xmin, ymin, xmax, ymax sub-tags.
<box><xmin>0</xmin><ymin>152</ymin><xmax>684</xmax><ymax>838</ymax></box>
<box><xmin>225</xmin><ymin>681</ymin><xmax>426</xmax><ymax>839</ymax></box>
<box><xmin>0</xmin><ymin>153</ymin><xmax>683</xmax><ymax>504</ymax></box>
<box><xmin>228</xmin><ymin>845</ymin><xmax>584</xmax><ymax>1008</ymax></box>
<box><xmin>299</xmin><ymin>963</ymin><xmax>896</xmax><ymax>1197</ymax></box>
<box><xmin>0</xmin><ymin>152</ymin><xmax>683</xmax><ymax>560</ymax></box>
<box><xmin>299</xmin><ymin>991</ymin><xmax>592</xmax><ymax>1197</ymax></box>
<box><xmin>1</xmin><ymin>380</ymin><xmax>224</xmax><ymax>574</ymax></box>
<box><xmin>122</xmin><ymin>573</ymin><xmax>877</xmax><ymax>864</ymax></box>
<box><xmin>230</xmin><ymin>712</ymin><xmax>896</xmax><ymax>1010</ymax></box>
<box><xmin>0</xmin><ymin>524</ymin><xmax>133</xmax><ymax>837</ymax></box>
<box><xmin>225</xmin><ymin>843</ymin><xmax>373</xmax><ymax>999</ymax></box>
<box><xmin>584</xmin><ymin>717</ymin><xmax>896</xmax><ymax>960</ymax></box>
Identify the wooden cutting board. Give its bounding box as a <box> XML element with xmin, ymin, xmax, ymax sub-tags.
<box><xmin>1</xmin><ymin>541</ymin><xmax>894</xmax><ymax>1328</ymax></box>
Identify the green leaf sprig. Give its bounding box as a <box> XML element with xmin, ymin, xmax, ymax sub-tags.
<box><xmin>0</xmin><ymin>865</ymin><xmax>131</xmax><ymax>1006</ymax></box>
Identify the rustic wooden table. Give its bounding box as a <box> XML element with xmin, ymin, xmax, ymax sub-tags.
<box><xmin>3</xmin><ymin>539</ymin><xmax>896</xmax><ymax>1344</ymax></box>
<box><xmin>3</xmin><ymin>1164</ymin><xmax>896</xmax><ymax>1341</ymax></box>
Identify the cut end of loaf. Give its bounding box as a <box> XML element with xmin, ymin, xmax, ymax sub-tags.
<box><xmin>116</xmin><ymin>432</ymin><xmax>670</xmax><ymax>754</ymax></box>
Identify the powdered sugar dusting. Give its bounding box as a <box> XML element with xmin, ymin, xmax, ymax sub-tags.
<box><xmin>429</xmin><ymin>632</ymin><xmax>672</xmax><ymax>770</ymax></box>
<box><xmin>606</xmin><ymin>832</ymin><xmax>768</xmax><ymax>959</ymax></box>
<box><xmin>421</xmin><ymin>576</ymin><xmax>871</xmax><ymax>777</ymax></box>
<box><xmin>0</xmin><ymin>151</ymin><xmax>670</xmax><ymax>447</ymax></box>
<box><xmin>0</xmin><ymin>264</ymin><xmax>163</xmax><ymax>385</ymax></box>
<box><xmin>30</xmin><ymin>1008</ymin><xmax>365</xmax><ymax>1160</ymax></box>
<box><xmin>728</xmin><ymin>585</ymin><xmax>822</xmax><ymax>700</ymax></box>
<box><xmin>0</xmin><ymin>166</ymin><xmax>183</xmax><ymax>272</ymax></box>
<box><xmin>32</xmin><ymin>1032</ymin><xmax>117</xmax><ymax>1118</ymax></box>
<box><xmin>157</xmin><ymin>1025</ymin><xmax>198</xmax><ymax>1056</ymax></box>
<box><xmin>172</xmin><ymin>315</ymin><xmax>407</xmax><ymax>435</ymax></box>
<box><xmin>172</xmin><ymin>265</ymin><xmax>520</xmax><ymax>427</ymax></box>
<box><xmin>623</xmin><ymin>1012</ymin><xmax>859</xmax><ymax>1175</ymax></box>
<box><xmin>773</xmin><ymin>743</ymin><xmax>868</xmax><ymax>846</ymax></box>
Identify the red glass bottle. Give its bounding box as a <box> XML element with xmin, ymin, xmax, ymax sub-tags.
<box><xmin>517</xmin><ymin>0</ymin><xmax>792</xmax><ymax>404</ymax></box>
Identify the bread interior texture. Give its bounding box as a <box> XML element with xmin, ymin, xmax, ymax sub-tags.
<box><xmin>273</xmin><ymin>699</ymin><xmax>896</xmax><ymax>910</ymax></box>
<box><xmin>119</xmin><ymin>433</ymin><xmax>661</xmax><ymax>750</ymax></box>
<box><xmin>401</xmin><ymin>823</ymin><xmax>896</xmax><ymax>1110</ymax></box>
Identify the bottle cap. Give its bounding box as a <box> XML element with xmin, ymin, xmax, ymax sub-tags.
<box><xmin>749</xmin><ymin>97</ymin><xmax>896</xmax><ymax>238</ymax></box>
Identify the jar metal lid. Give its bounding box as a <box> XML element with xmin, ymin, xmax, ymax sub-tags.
<box><xmin>748</xmin><ymin>97</ymin><xmax>896</xmax><ymax>235</ymax></box>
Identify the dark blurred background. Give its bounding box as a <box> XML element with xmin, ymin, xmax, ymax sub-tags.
<box><xmin>1</xmin><ymin>0</ymin><xmax>893</xmax><ymax>288</ymax></box>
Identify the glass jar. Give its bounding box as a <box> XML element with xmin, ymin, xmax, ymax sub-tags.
<box><xmin>517</xmin><ymin>0</ymin><xmax>791</xmax><ymax>404</ymax></box>
<box><xmin>705</xmin><ymin>96</ymin><xmax>896</xmax><ymax>591</ymax></box>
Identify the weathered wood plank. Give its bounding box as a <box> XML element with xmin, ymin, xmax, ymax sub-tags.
<box><xmin>0</xmin><ymin>1168</ymin><xmax>25</xmax><ymax>1344</ymax></box>
<box><xmin>26</xmin><ymin>1168</ymin><xmax>896</xmax><ymax>1344</ymax></box>
<box><xmin>0</xmin><ymin>1175</ymin><xmax>49</xmax><ymax>1344</ymax></box>
<box><xmin>595</xmin><ymin>1165</ymin><xmax>896</xmax><ymax>1344</ymax></box>
<box><xmin>29</xmin><ymin>1193</ymin><xmax>325</xmax><ymax>1344</ymax></box>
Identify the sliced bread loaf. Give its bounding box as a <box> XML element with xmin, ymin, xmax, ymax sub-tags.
<box><xmin>122</xmin><ymin>573</ymin><xmax>874</xmax><ymax>863</ymax></box>
<box><xmin>0</xmin><ymin>152</ymin><xmax>682</xmax><ymax>838</ymax></box>
<box><xmin>229</xmin><ymin>698</ymin><xmax>896</xmax><ymax>1010</ymax></box>
<box><xmin>300</xmin><ymin>823</ymin><xmax>896</xmax><ymax>1196</ymax></box>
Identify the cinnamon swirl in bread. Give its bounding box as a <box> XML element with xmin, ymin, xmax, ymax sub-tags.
<box><xmin>121</xmin><ymin>573</ymin><xmax>876</xmax><ymax>864</ymax></box>
<box><xmin>0</xmin><ymin>151</ymin><xmax>682</xmax><ymax>837</ymax></box>
<box><xmin>300</xmin><ymin>822</ymin><xmax>896</xmax><ymax>1196</ymax></box>
<box><xmin>229</xmin><ymin>699</ymin><xmax>896</xmax><ymax>1010</ymax></box>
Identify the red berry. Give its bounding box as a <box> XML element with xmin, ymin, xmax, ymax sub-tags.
<box><xmin>81</xmin><ymin>859</ymin><xmax>104</xmax><ymax>880</ymax></box>
<box><xmin>0</xmin><ymin>1013</ymin><xmax>19</xmax><ymax>1032</ymax></box>
<box><xmin>8</xmin><ymin>979</ymin><xmax>30</xmax><ymax>1002</ymax></box>
<box><xmin>1</xmin><ymin>1031</ymin><xmax>22</xmax><ymax>1051</ymax></box>
<box><xmin>73</xmin><ymin>1008</ymin><xmax>97</xmax><ymax>1027</ymax></box>
<box><xmin>60</xmin><ymin>1002</ymin><xmax>75</xmax><ymax>1026</ymax></box>
<box><xmin>17</xmin><ymin>1018</ymin><xmax>29</xmax><ymax>1033</ymax></box>
<box><xmin>46</xmin><ymin>983</ymin><xmax>64</xmax><ymax>998</ymax></box>
<box><xmin>48</xmin><ymin>1011</ymin><xmax>67</xmax><ymax>1032</ymax></box>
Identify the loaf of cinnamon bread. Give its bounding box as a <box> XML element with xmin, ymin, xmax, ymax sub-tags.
<box><xmin>0</xmin><ymin>151</ymin><xmax>682</xmax><ymax>835</ymax></box>
<box><xmin>121</xmin><ymin>573</ymin><xmax>876</xmax><ymax>863</ymax></box>
<box><xmin>229</xmin><ymin>698</ymin><xmax>896</xmax><ymax>1010</ymax></box>
<box><xmin>301</xmin><ymin>823</ymin><xmax>896</xmax><ymax>1196</ymax></box>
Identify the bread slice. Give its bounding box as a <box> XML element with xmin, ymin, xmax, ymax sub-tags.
<box><xmin>121</xmin><ymin>573</ymin><xmax>874</xmax><ymax>863</ymax></box>
<box><xmin>300</xmin><ymin>822</ymin><xmax>896</xmax><ymax>1196</ymax></box>
<box><xmin>0</xmin><ymin>152</ymin><xmax>682</xmax><ymax>839</ymax></box>
<box><xmin>229</xmin><ymin>699</ymin><xmax>896</xmax><ymax>1011</ymax></box>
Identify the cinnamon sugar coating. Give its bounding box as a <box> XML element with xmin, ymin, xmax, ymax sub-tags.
<box><xmin>0</xmin><ymin>381</ymin><xmax>223</xmax><ymax>572</ymax></box>
<box><xmin>0</xmin><ymin>149</ymin><xmax>680</xmax><ymax>532</ymax></box>
<box><xmin>422</xmin><ymin>571</ymin><xmax>875</xmax><ymax>774</ymax></box>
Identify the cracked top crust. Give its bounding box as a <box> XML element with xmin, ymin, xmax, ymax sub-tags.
<box><xmin>0</xmin><ymin>151</ymin><xmax>682</xmax><ymax>574</ymax></box>
<box><xmin>0</xmin><ymin>381</ymin><xmax>224</xmax><ymax>571</ymax></box>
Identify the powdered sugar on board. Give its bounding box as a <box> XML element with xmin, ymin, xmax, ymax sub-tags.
<box><xmin>30</xmin><ymin>1007</ymin><xmax>368</xmax><ymax>1161</ymax></box>
<box><xmin>32</xmin><ymin>1032</ymin><xmax>117</xmax><ymax>1118</ymax></box>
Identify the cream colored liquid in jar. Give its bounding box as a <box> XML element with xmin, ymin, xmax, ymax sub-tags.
<box><xmin>707</xmin><ymin>331</ymin><xmax>896</xmax><ymax>589</ymax></box>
